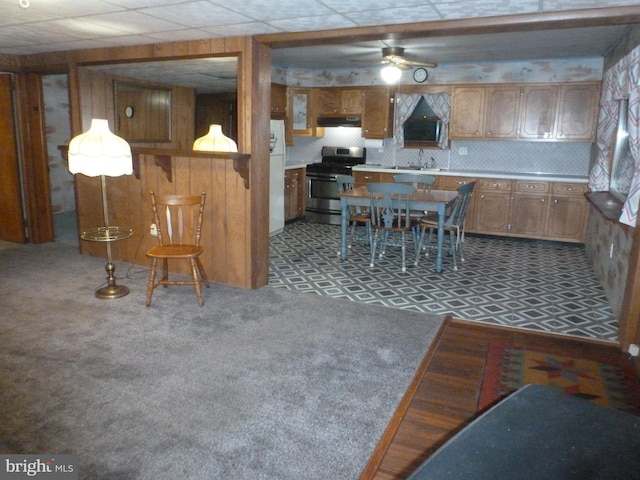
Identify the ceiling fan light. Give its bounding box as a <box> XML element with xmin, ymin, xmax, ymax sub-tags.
<box><xmin>381</xmin><ymin>65</ymin><xmax>402</xmax><ymax>84</ymax></box>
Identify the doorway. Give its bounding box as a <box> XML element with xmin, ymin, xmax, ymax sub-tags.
<box><xmin>42</xmin><ymin>74</ymin><xmax>77</xmax><ymax>246</ymax></box>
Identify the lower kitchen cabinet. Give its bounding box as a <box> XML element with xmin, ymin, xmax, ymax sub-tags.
<box><xmin>545</xmin><ymin>183</ymin><xmax>589</xmax><ymax>241</ymax></box>
<box><xmin>285</xmin><ymin>168</ymin><xmax>306</xmax><ymax>222</ymax></box>
<box><xmin>509</xmin><ymin>181</ymin><xmax>550</xmax><ymax>237</ymax></box>
<box><xmin>469</xmin><ymin>179</ymin><xmax>510</xmax><ymax>235</ymax></box>
<box><xmin>352</xmin><ymin>169</ymin><xmax>588</xmax><ymax>243</ymax></box>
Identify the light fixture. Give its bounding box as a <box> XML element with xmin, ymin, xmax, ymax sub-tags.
<box><xmin>68</xmin><ymin>118</ymin><xmax>133</xmax><ymax>299</ymax></box>
<box><xmin>381</xmin><ymin>65</ymin><xmax>402</xmax><ymax>84</ymax></box>
<box><xmin>19</xmin><ymin>0</ymin><xmax>29</xmax><ymax>8</ymax></box>
<box><xmin>193</xmin><ymin>124</ymin><xmax>238</xmax><ymax>152</ymax></box>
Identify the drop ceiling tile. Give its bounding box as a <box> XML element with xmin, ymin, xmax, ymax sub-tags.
<box><xmin>140</xmin><ymin>1</ymin><xmax>253</xmax><ymax>28</ymax></box>
<box><xmin>208</xmin><ymin>0</ymin><xmax>336</xmax><ymax>20</ymax></box>
<box><xmin>432</xmin><ymin>0</ymin><xmax>541</xmax><ymax>19</ymax></box>
<box><xmin>543</xmin><ymin>0</ymin><xmax>640</xmax><ymax>9</ymax></box>
<box><xmin>143</xmin><ymin>28</ymin><xmax>218</xmax><ymax>42</ymax></box>
<box><xmin>268</xmin><ymin>13</ymin><xmax>358</xmax><ymax>31</ymax></box>
<box><xmin>78</xmin><ymin>11</ymin><xmax>188</xmax><ymax>34</ymax></box>
<box><xmin>344</xmin><ymin>5</ymin><xmax>442</xmax><ymax>26</ymax></box>
<box><xmin>199</xmin><ymin>22</ymin><xmax>284</xmax><ymax>37</ymax></box>
<box><xmin>318</xmin><ymin>0</ymin><xmax>434</xmax><ymax>12</ymax></box>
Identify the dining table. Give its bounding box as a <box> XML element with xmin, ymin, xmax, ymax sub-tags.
<box><xmin>339</xmin><ymin>185</ymin><xmax>459</xmax><ymax>273</ymax></box>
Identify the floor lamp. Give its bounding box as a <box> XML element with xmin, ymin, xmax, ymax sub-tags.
<box><xmin>68</xmin><ymin>118</ymin><xmax>133</xmax><ymax>299</ymax></box>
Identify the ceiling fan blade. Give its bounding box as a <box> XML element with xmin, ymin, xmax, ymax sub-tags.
<box><xmin>401</xmin><ymin>58</ymin><xmax>438</xmax><ymax>68</ymax></box>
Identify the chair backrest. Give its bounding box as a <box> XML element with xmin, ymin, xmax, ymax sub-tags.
<box><xmin>445</xmin><ymin>181</ymin><xmax>476</xmax><ymax>228</ymax></box>
<box><xmin>366</xmin><ymin>182</ymin><xmax>415</xmax><ymax>229</ymax></box>
<box><xmin>335</xmin><ymin>174</ymin><xmax>355</xmax><ymax>193</ymax></box>
<box><xmin>150</xmin><ymin>191</ymin><xmax>206</xmax><ymax>247</ymax></box>
<box><xmin>393</xmin><ymin>173</ymin><xmax>436</xmax><ymax>192</ymax></box>
<box><xmin>336</xmin><ymin>174</ymin><xmax>367</xmax><ymax>216</ymax></box>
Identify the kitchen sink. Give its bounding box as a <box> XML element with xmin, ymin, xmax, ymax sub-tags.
<box><xmin>386</xmin><ymin>166</ymin><xmax>443</xmax><ymax>171</ymax></box>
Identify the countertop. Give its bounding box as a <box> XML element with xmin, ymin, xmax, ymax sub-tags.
<box><xmin>352</xmin><ymin>165</ymin><xmax>589</xmax><ymax>183</ymax></box>
<box><xmin>285</xmin><ymin>163</ymin><xmax>307</xmax><ymax>170</ymax></box>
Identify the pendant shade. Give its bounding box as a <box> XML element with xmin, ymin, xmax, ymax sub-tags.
<box><xmin>68</xmin><ymin>119</ymin><xmax>133</xmax><ymax>177</ymax></box>
<box><xmin>193</xmin><ymin>124</ymin><xmax>238</xmax><ymax>152</ymax></box>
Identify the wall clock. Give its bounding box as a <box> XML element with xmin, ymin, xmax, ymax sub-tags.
<box><xmin>124</xmin><ymin>106</ymin><xmax>134</xmax><ymax>118</ymax></box>
<box><xmin>413</xmin><ymin>68</ymin><xmax>428</xmax><ymax>83</ymax></box>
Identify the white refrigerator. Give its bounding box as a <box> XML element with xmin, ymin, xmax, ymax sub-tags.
<box><xmin>269</xmin><ymin>119</ymin><xmax>286</xmax><ymax>236</ymax></box>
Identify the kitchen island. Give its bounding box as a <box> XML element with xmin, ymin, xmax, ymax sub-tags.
<box><xmin>352</xmin><ymin>165</ymin><xmax>589</xmax><ymax>243</ymax></box>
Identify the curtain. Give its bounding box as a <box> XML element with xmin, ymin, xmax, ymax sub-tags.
<box><xmin>588</xmin><ymin>44</ymin><xmax>640</xmax><ymax>227</ymax></box>
<box><xmin>620</xmin><ymin>46</ymin><xmax>640</xmax><ymax>226</ymax></box>
<box><xmin>393</xmin><ymin>92</ymin><xmax>451</xmax><ymax>149</ymax></box>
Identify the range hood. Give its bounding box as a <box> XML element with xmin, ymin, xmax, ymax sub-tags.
<box><xmin>316</xmin><ymin>116</ymin><xmax>361</xmax><ymax>127</ymax></box>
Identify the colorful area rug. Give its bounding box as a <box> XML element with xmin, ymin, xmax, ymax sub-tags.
<box><xmin>479</xmin><ymin>342</ymin><xmax>640</xmax><ymax>415</ymax></box>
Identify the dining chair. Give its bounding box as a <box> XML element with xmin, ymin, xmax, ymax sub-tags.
<box><xmin>393</xmin><ymin>173</ymin><xmax>436</xmax><ymax>192</ymax></box>
<box><xmin>145</xmin><ymin>191</ymin><xmax>210</xmax><ymax>307</ymax></box>
<box><xmin>336</xmin><ymin>174</ymin><xmax>371</xmax><ymax>251</ymax></box>
<box><xmin>394</xmin><ymin>172</ymin><xmax>437</xmax><ymax>221</ymax></box>
<box><xmin>414</xmin><ymin>181</ymin><xmax>476</xmax><ymax>271</ymax></box>
<box><xmin>366</xmin><ymin>182</ymin><xmax>417</xmax><ymax>272</ymax></box>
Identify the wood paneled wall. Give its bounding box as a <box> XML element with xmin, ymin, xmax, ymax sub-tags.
<box><xmin>78</xmin><ymin>153</ymin><xmax>250</xmax><ymax>286</ymax></box>
<box><xmin>77</xmin><ymin>69</ymin><xmax>194</xmax><ymax>149</ymax></box>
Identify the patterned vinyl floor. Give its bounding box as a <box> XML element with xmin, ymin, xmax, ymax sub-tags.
<box><xmin>268</xmin><ymin>220</ymin><xmax>618</xmax><ymax>342</ymax></box>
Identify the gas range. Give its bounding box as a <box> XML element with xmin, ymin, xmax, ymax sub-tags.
<box><xmin>305</xmin><ymin>146</ymin><xmax>367</xmax><ymax>225</ymax></box>
<box><xmin>305</xmin><ymin>146</ymin><xmax>367</xmax><ymax>176</ymax></box>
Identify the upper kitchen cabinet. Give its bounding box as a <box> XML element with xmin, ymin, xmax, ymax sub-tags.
<box><xmin>287</xmin><ymin>87</ymin><xmax>321</xmax><ymax>137</ymax></box>
<box><xmin>450</xmin><ymin>82</ymin><xmax>600</xmax><ymax>142</ymax></box>
<box><xmin>362</xmin><ymin>87</ymin><xmax>392</xmax><ymax>139</ymax></box>
<box><xmin>317</xmin><ymin>88</ymin><xmax>363</xmax><ymax>116</ymax></box>
<box><xmin>519</xmin><ymin>85</ymin><xmax>558</xmax><ymax>139</ymax></box>
<box><xmin>271</xmin><ymin>83</ymin><xmax>287</xmax><ymax>119</ymax></box>
<box><xmin>450</xmin><ymin>86</ymin><xmax>485</xmax><ymax>139</ymax></box>
<box><xmin>484</xmin><ymin>85</ymin><xmax>521</xmax><ymax>139</ymax></box>
<box><xmin>554</xmin><ymin>83</ymin><xmax>599</xmax><ymax>141</ymax></box>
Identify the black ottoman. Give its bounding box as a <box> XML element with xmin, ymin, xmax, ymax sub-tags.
<box><xmin>407</xmin><ymin>384</ymin><xmax>640</xmax><ymax>479</ymax></box>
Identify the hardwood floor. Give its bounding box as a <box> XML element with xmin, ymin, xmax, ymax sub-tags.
<box><xmin>360</xmin><ymin>317</ymin><xmax>634</xmax><ymax>480</ymax></box>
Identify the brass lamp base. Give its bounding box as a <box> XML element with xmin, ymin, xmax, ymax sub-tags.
<box><xmin>94</xmin><ymin>261</ymin><xmax>129</xmax><ymax>300</ymax></box>
<box><xmin>96</xmin><ymin>284</ymin><xmax>130</xmax><ymax>299</ymax></box>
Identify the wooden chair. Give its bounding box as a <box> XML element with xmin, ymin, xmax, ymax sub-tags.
<box><xmin>414</xmin><ymin>181</ymin><xmax>476</xmax><ymax>271</ymax></box>
<box><xmin>336</xmin><ymin>174</ymin><xmax>371</xmax><ymax>251</ymax></box>
<box><xmin>394</xmin><ymin>172</ymin><xmax>437</xmax><ymax>221</ymax></box>
<box><xmin>367</xmin><ymin>182</ymin><xmax>417</xmax><ymax>272</ymax></box>
<box><xmin>145</xmin><ymin>191</ymin><xmax>209</xmax><ymax>307</ymax></box>
<box><xmin>393</xmin><ymin>173</ymin><xmax>436</xmax><ymax>192</ymax></box>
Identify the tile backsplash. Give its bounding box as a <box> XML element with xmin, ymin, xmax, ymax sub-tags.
<box><xmin>286</xmin><ymin>128</ymin><xmax>592</xmax><ymax>176</ymax></box>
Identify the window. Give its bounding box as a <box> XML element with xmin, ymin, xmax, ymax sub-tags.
<box><xmin>610</xmin><ymin>99</ymin><xmax>636</xmax><ymax>201</ymax></box>
<box><xmin>402</xmin><ymin>97</ymin><xmax>444</xmax><ymax>148</ymax></box>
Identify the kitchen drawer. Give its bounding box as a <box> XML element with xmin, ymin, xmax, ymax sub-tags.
<box><xmin>442</xmin><ymin>176</ymin><xmax>477</xmax><ymax>190</ymax></box>
<box><xmin>514</xmin><ymin>180</ymin><xmax>549</xmax><ymax>194</ymax></box>
<box><xmin>476</xmin><ymin>178</ymin><xmax>512</xmax><ymax>192</ymax></box>
<box><xmin>551</xmin><ymin>182</ymin><xmax>589</xmax><ymax>195</ymax></box>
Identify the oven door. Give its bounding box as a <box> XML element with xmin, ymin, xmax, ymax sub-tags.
<box><xmin>305</xmin><ymin>172</ymin><xmax>342</xmax><ymax>225</ymax></box>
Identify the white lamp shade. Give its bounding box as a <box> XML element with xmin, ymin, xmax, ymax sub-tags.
<box><xmin>68</xmin><ymin>119</ymin><xmax>133</xmax><ymax>177</ymax></box>
<box><xmin>193</xmin><ymin>124</ymin><xmax>238</xmax><ymax>152</ymax></box>
<box><xmin>381</xmin><ymin>65</ymin><xmax>402</xmax><ymax>84</ymax></box>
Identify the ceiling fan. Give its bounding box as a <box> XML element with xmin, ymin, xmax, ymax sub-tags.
<box><xmin>372</xmin><ymin>47</ymin><xmax>438</xmax><ymax>70</ymax></box>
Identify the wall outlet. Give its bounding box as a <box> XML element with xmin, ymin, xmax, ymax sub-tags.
<box><xmin>150</xmin><ymin>223</ymin><xmax>158</xmax><ymax>236</ymax></box>
<box><xmin>458</xmin><ymin>147</ymin><xmax>468</xmax><ymax>156</ymax></box>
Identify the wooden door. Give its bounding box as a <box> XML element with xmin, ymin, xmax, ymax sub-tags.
<box><xmin>362</xmin><ymin>88</ymin><xmax>391</xmax><ymax>139</ymax></box>
<box><xmin>484</xmin><ymin>86</ymin><xmax>520</xmax><ymax>139</ymax></box>
<box><xmin>519</xmin><ymin>85</ymin><xmax>558</xmax><ymax>139</ymax></box>
<box><xmin>555</xmin><ymin>83</ymin><xmax>599</xmax><ymax>141</ymax></box>
<box><xmin>511</xmin><ymin>195</ymin><xmax>549</xmax><ymax>237</ymax></box>
<box><xmin>0</xmin><ymin>74</ymin><xmax>26</xmax><ymax>243</ymax></box>
<box><xmin>450</xmin><ymin>86</ymin><xmax>485</xmax><ymax>139</ymax></box>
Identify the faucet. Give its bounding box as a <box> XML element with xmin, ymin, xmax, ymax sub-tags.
<box><xmin>418</xmin><ymin>149</ymin><xmax>425</xmax><ymax>168</ymax></box>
